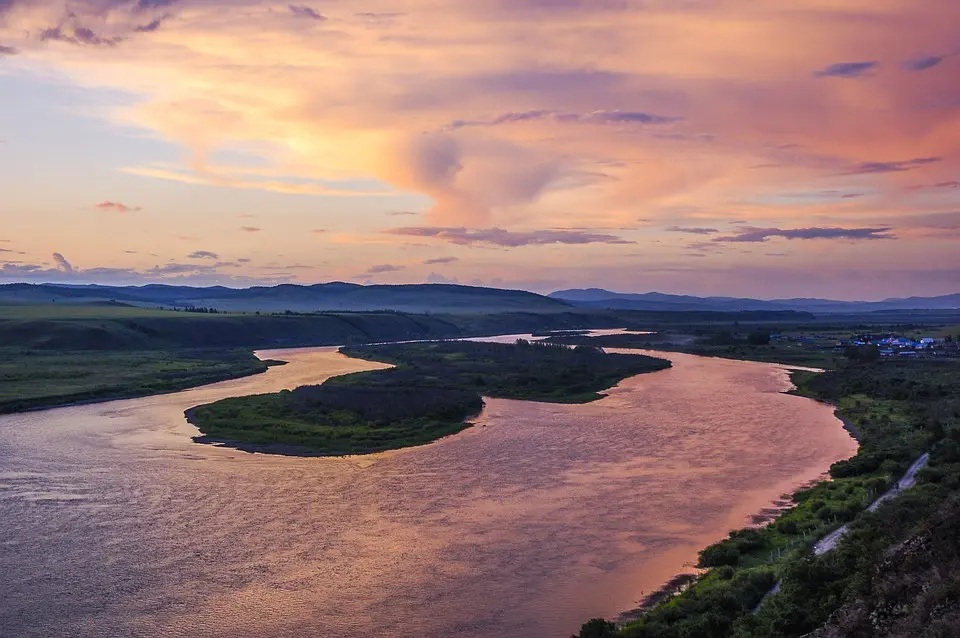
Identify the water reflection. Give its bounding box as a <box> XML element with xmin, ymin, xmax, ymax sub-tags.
<box><xmin>0</xmin><ymin>342</ymin><xmax>855</xmax><ymax>637</ymax></box>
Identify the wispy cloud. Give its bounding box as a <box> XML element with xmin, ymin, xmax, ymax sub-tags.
<box><xmin>903</xmin><ymin>55</ymin><xmax>945</xmax><ymax>71</ymax></box>
<box><xmin>843</xmin><ymin>157</ymin><xmax>941</xmax><ymax>175</ymax></box>
<box><xmin>447</xmin><ymin>109</ymin><xmax>679</xmax><ymax>130</ymax></box>
<box><xmin>240</xmin><ymin>226</ymin><xmax>261</xmax><ymax>232</ymax></box>
<box><xmin>289</xmin><ymin>5</ymin><xmax>326</xmax><ymax>21</ymax></box>
<box><xmin>385</xmin><ymin>227</ymin><xmax>633</xmax><ymax>247</ymax></box>
<box><xmin>908</xmin><ymin>180</ymin><xmax>960</xmax><ymax>191</ymax></box>
<box><xmin>714</xmin><ymin>227</ymin><xmax>895</xmax><ymax>243</ymax></box>
<box><xmin>40</xmin><ymin>26</ymin><xmax>123</xmax><ymax>47</ymax></box>
<box><xmin>664</xmin><ymin>226</ymin><xmax>719</xmax><ymax>235</ymax></box>
<box><xmin>365</xmin><ymin>263</ymin><xmax>404</xmax><ymax>274</ymax></box>
<box><xmin>814</xmin><ymin>61</ymin><xmax>879</xmax><ymax>78</ymax></box>
<box><xmin>423</xmin><ymin>256</ymin><xmax>459</xmax><ymax>264</ymax></box>
<box><xmin>52</xmin><ymin>253</ymin><xmax>75</xmax><ymax>273</ymax></box>
<box><xmin>187</xmin><ymin>250</ymin><xmax>219</xmax><ymax>259</ymax></box>
<box><xmin>0</xmin><ymin>44</ymin><xmax>18</xmax><ymax>55</ymax></box>
<box><xmin>95</xmin><ymin>201</ymin><xmax>142</xmax><ymax>213</ymax></box>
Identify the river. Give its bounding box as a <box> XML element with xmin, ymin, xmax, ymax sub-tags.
<box><xmin>0</xmin><ymin>341</ymin><xmax>857</xmax><ymax>638</ymax></box>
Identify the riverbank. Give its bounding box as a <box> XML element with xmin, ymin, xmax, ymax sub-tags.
<box><xmin>0</xmin><ymin>347</ymin><xmax>286</xmax><ymax>414</ymax></box>
<box><xmin>187</xmin><ymin>340</ymin><xmax>672</xmax><ymax>456</ymax></box>
<box><xmin>571</xmin><ymin>354</ymin><xmax>960</xmax><ymax>638</ymax></box>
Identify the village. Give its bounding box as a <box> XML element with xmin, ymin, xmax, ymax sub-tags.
<box><xmin>769</xmin><ymin>330</ymin><xmax>960</xmax><ymax>359</ymax></box>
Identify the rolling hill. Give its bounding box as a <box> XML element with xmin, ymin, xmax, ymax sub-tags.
<box><xmin>0</xmin><ymin>282</ymin><xmax>572</xmax><ymax>314</ymax></box>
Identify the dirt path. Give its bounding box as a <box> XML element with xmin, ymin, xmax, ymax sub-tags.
<box><xmin>755</xmin><ymin>452</ymin><xmax>930</xmax><ymax>614</ymax></box>
<box><xmin>813</xmin><ymin>452</ymin><xmax>930</xmax><ymax>555</ymax></box>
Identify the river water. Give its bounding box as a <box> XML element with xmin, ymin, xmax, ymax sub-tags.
<box><xmin>0</xmin><ymin>343</ymin><xmax>856</xmax><ymax>638</ymax></box>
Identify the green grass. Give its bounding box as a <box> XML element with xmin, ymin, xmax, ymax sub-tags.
<box><xmin>188</xmin><ymin>385</ymin><xmax>483</xmax><ymax>455</ymax></box>
<box><xmin>0</xmin><ymin>347</ymin><xmax>272</xmax><ymax>413</ymax></box>
<box><xmin>188</xmin><ymin>340</ymin><xmax>672</xmax><ymax>455</ymax></box>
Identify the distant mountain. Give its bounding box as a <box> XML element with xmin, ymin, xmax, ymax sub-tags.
<box><xmin>549</xmin><ymin>289</ymin><xmax>960</xmax><ymax>314</ymax></box>
<box><xmin>0</xmin><ymin>282</ymin><xmax>572</xmax><ymax>314</ymax></box>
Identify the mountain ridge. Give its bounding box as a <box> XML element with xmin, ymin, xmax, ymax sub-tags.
<box><xmin>549</xmin><ymin>288</ymin><xmax>960</xmax><ymax>313</ymax></box>
<box><xmin>0</xmin><ymin>282</ymin><xmax>571</xmax><ymax>314</ymax></box>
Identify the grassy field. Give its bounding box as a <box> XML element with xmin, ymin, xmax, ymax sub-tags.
<box><xmin>0</xmin><ymin>347</ymin><xmax>272</xmax><ymax>413</ymax></box>
<box><xmin>188</xmin><ymin>340</ymin><xmax>672</xmax><ymax>455</ymax></box>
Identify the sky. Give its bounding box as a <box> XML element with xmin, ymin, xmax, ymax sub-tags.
<box><xmin>1</xmin><ymin>0</ymin><xmax>958</xmax><ymax>300</ymax></box>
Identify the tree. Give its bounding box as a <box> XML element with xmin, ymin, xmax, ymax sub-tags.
<box><xmin>574</xmin><ymin>619</ymin><xmax>618</xmax><ymax>638</ymax></box>
<box><xmin>747</xmin><ymin>332</ymin><xmax>771</xmax><ymax>346</ymax></box>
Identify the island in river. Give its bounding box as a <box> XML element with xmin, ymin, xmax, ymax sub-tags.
<box><xmin>186</xmin><ymin>339</ymin><xmax>671</xmax><ymax>455</ymax></box>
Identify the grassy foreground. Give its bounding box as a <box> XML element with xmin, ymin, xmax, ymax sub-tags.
<box><xmin>570</xmin><ymin>354</ymin><xmax>960</xmax><ymax>637</ymax></box>
<box><xmin>187</xmin><ymin>340</ymin><xmax>671</xmax><ymax>455</ymax></box>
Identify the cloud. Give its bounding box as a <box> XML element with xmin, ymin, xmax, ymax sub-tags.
<box><xmin>664</xmin><ymin>226</ymin><xmax>719</xmax><ymax>235</ymax></box>
<box><xmin>908</xmin><ymin>180</ymin><xmax>960</xmax><ymax>191</ymax></box>
<box><xmin>52</xmin><ymin>253</ymin><xmax>74</xmax><ymax>273</ymax></box>
<box><xmin>843</xmin><ymin>157</ymin><xmax>941</xmax><ymax>175</ymax></box>
<box><xmin>423</xmin><ymin>256</ymin><xmax>459</xmax><ymax>264</ymax></box>
<box><xmin>289</xmin><ymin>5</ymin><xmax>326</xmax><ymax>21</ymax></box>
<box><xmin>134</xmin><ymin>18</ymin><xmax>165</xmax><ymax>33</ymax></box>
<box><xmin>240</xmin><ymin>226</ymin><xmax>261</xmax><ymax>232</ymax></box>
<box><xmin>447</xmin><ymin>109</ymin><xmax>679</xmax><ymax>130</ymax></box>
<box><xmin>903</xmin><ymin>55</ymin><xmax>945</xmax><ymax>71</ymax></box>
<box><xmin>386</xmin><ymin>211</ymin><xmax>419</xmax><ymax>216</ymax></box>
<box><xmin>365</xmin><ymin>263</ymin><xmax>404</xmax><ymax>274</ymax></box>
<box><xmin>312</xmin><ymin>228</ymin><xmax>327</xmax><ymax>233</ymax></box>
<box><xmin>814</xmin><ymin>61</ymin><xmax>879</xmax><ymax>78</ymax></box>
<box><xmin>95</xmin><ymin>201</ymin><xmax>141</xmax><ymax>213</ymax></box>
<box><xmin>0</xmin><ymin>44</ymin><xmax>17</xmax><ymax>55</ymax></box>
<box><xmin>40</xmin><ymin>26</ymin><xmax>123</xmax><ymax>47</ymax></box>
<box><xmin>149</xmin><ymin>263</ymin><xmax>215</xmax><ymax>275</ymax></box>
<box><xmin>714</xmin><ymin>227</ymin><xmax>896</xmax><ymax>243</ymax></box>
<box><xmin>385</xmin><ymin>226</ymin><xmax>633</xmax><ymax>247</ymax></box>
<box><xmin>187</xmin><ymin>250</ymin><xmax>219</xmax><ymax>259</ymax></box>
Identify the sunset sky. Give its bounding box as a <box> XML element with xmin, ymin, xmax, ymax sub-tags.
<box><xmin>1</xmin><ymin>0</ymin><xmax>958</xmax><ymax>299</ymax></box>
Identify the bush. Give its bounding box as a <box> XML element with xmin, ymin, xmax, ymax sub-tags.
<box><xmin>574</xmin><ymin>619</ymin><xmax>618</xmax><ymax>638</ymax></box>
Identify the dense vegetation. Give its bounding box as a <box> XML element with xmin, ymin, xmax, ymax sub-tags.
<box><xmin>0</xmin><ymin>347</ymin><xmax>274</xmax><ymax>414</ymax></box>
<box><xmin>571</xmin><ymin>352</ymin><xmax>960</xmax><ymax>638</ymax></box>
<box><xmin>188</xmin><ymin>385</ymin><xmax>483</xmax><ymax>455</ymax></box>
<box><xmin>188</xmin><ymin>340</ymin><xmax>671</xmax><ymax>455</ymax></box>
<box><xmin>337</xmin><ymin>340</ymin><xmax>671</xmax><ymax>403</ymax></box>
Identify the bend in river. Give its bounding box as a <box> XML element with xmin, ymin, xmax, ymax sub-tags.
<box><xmin>0</xmin><ymin>342</ymin><xmax>857</xmax><ymax>638</ymax></box>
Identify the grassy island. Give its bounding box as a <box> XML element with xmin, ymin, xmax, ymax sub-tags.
<box><xmin>187</xmin><ymin>340</ymin><xmax>671</xmax><ymax>455</ymax></box>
